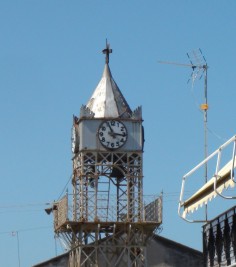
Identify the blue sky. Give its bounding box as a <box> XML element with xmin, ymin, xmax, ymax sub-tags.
<box><xmin>1</xmin><ymin>1</ymin><xmax>236</xmax><ymax>266</ymax></box>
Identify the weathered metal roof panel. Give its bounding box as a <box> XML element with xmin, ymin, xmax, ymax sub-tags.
<box><xmin>86</xmin><ymin>63</ymin><xmax>132</xmax><ymax>118</ymax></box>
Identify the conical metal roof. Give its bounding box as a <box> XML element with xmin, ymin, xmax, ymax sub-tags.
<box><xmin>86</xmin><ymin>44</ymin><xmax>132</xmax><ymax>119</ymax></box>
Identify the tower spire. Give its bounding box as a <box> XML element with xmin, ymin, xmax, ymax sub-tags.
<box><xmin>102</xmin><ymin>39</ymin><xmax>112</xmax><ymax>64</ymax></box>
<box><xmin>86</xmin><ymin>40</ymin><xmax>132</xmax><ymax>118</ymax></box>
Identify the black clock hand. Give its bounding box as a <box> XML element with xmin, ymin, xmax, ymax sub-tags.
<box><xmin>113</xmin><ymin>132</ymin><xmax>126</xmax><ymax>137</ymax></box>
<box><xmin>106</xmin><ymin>122</ymin><xmax>113</xmax><ymax>133</ymax></box>
<box><xmin>106</xmin><ymin>122</ymin><xmax>116</xmax><ymax>138</ymax></box>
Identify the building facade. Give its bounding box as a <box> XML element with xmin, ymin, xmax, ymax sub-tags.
<box><xmin>33</xmin><ymin>235</ymin><xmax>203</xmax><ymax>267</ymax></box>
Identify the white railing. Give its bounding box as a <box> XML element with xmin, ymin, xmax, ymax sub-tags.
<box><xmin>179</xmin><ymin>135</ymin><xmax>236</xmax><ymax>223</ymax></box>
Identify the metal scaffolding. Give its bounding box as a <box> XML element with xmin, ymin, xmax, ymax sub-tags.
<box><xmin>53</xmin><ymin>149</ymin><xmax>162</xmax><ymax>266</ymax></box>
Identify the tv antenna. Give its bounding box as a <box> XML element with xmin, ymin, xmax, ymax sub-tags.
<box><xmin>158</xmin><ymin>49</ymin><xmax>209</xmax><ymax>220</ymax></box>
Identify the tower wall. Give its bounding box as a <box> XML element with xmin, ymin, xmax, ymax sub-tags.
<box><xmin>78</xmin><ymin>119</ymin><xmax>143</xmax><ymax>151</ymax></box>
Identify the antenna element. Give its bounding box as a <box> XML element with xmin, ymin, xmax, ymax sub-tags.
<box><xmin>159</xmin><ymin>49</ymin><xmax>209</xmax><ymax>220</ymax></box>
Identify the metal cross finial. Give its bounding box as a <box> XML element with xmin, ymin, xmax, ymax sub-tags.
<box><xmin>102</xmin><ymin>39</ymin><xmax>112</xmax><ymax>64</ymax></box>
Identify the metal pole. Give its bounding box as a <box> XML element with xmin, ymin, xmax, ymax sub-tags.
<box><xmin>16</xmin><ymin>231</ymin><xmax>21</xmax><ymax>267</ymax></box>
<box><xmin>54</xmin><ymin>234</ymin><xmax>58</xmax><ymax>256</ymax></box>
<box><xmin>203</xmin><ymin>65</ymin><xmax>208</xmax><ymax>221</ymax></box>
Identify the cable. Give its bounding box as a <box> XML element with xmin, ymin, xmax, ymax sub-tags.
<box><xmin>0</xmin><ymin>225</ymin><xmax>52</xmax><ymax>236</ymax></box>
<box><xmin>0</xmin><ymin>209</ymin><xmax>44</xmax><ymax>214</ymax></box>
<box><xmin>189</xmin><ymin>80</ymin><xmax>228</xmax><ymax>143</ymax></box>
<box><xmin>0</xmin><ymin>202</ymin><xmax>51</xmax><ymax>209</ymax></box>
<box><xmin>57</xmin><ymin>174</ymin><xmax>72</xmax><ymax>201</ymax></box>
<box><xmin>207</xmin><ymin>125</ymin><xmax>227</xmax><ymax>142</ymax></box>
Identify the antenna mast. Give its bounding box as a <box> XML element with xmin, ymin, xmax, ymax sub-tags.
<box><xmin>159</xmin><ymin>49</ymin><xmax>209</xmax><ymax>220</ymax></box>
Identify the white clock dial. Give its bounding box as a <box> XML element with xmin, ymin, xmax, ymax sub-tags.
<box><xmin>98</xmin><ymin>120</ymin><xmax>128</xmax><ymax>150</ymax></box>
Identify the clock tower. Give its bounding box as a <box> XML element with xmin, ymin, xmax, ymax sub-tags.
<box><xmin>53</xmin><ymin>42</ymin><xmax>162</xmax><ymax>267</ymax></box>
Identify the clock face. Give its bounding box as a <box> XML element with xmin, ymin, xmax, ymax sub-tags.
<box><xmin>98</xmin><ymin>120</ymin><xmax>128</xmax><ymax>150</ymax></box>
